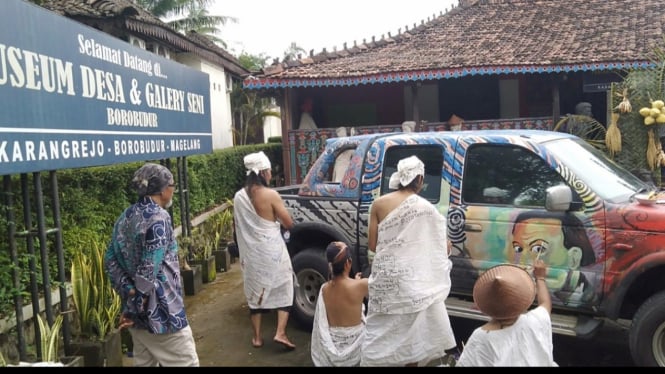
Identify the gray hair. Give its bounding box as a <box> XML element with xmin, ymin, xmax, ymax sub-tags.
<box><xmin>132</xmin><ymin>163</ymin><xmax>173</xmax><ymax>197</ymax></box>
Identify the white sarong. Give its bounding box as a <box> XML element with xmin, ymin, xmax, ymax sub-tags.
<box><xmin>233</xmin><ymin>188</ymin><xmax>293</xmax><ymax>309</ymax></box>
<box><xmin>311</xmin><ymin>286</ymin><xmax>366</xmax><ymax>366</ymax></box>
<box><xmin>456</xmin><ymin>306</ymin><xmax>558</xmax><ymax>367</ymax></box>
<box><xmin>361</xmin><ymin>194</ymin><xmax>457</xmax><ymax>366</ymax></box>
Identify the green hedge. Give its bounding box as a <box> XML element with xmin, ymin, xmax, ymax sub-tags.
<box><xmin>0</xmin><ymin>143</ymin><xmax>282</xmax><ymax>319</ymax></box>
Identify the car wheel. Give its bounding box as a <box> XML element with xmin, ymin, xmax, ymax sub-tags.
<box><xmin>629</xmin><ymin>290</ymin><xmax>665</xmax><ymax>366</ymax></box>
<box><xmin>291</xmin><ymin>248</ymin><xmax>327</xmax><ymax>331</ymax></box>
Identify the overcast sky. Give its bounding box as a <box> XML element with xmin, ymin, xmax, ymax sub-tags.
<box><xmin>211</xmin><ymin>0</ymin><xmax>458</xmax><ymax>60</ymax></box>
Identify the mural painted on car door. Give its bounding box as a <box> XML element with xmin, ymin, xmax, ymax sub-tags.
<box><xmin>451</xmin><ymin>208</ymin><xmax>605</xmax><ymax>308</ymax></box>
<box><xmin>446</xmin><ymin>134</ymin><xmax>605</xmax><ymax>310</ymax></box>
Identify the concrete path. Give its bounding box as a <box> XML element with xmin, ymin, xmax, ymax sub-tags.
<box><xmin>122</xmin><ymin>260</ymin><xmax>634</xmax><ymax>367</ymax></box>
<box><xmin>183</xmin><ymin>263</ymin><xmax>313</xmax><ymax>367</ymax></box>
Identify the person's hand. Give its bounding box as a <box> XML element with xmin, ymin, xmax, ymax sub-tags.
<box><xmin>118</xmin><ymin>313</ymin><xmax>134</xmax><ymax>330</ymax></box>
<box><xmin>354</xmin><ymin>272</ymin><xmax>362</xmax><ymax>280</ymax></box>
<box><xmin>533</xmin><ymin>259</ymin><xmax>547</xmax><ymax>279</ymax></box>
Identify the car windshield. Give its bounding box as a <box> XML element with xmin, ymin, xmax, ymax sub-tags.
<box><xmin>543</xmin><ymin>138</ymin><xmax>650</xmax><ymax>203</ymax></box>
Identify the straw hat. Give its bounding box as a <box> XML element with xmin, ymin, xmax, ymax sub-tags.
<box><xmin>473</xmin><ymin>264</ymin><xmax>536</xmax><ymax>320</ymax></box>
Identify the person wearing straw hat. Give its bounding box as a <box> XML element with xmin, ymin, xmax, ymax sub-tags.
<box><xmin>456</xmin><ymin>259</ymin><xmax>557</xmax><ymax>367</ymax></box>
<box><xmin>233</xmin><ymin>151</ymin><xmax>297</xmax><ymax>350</ymax></box>
<box><xmin>310</xmin><ymin>241</ymin><xmax>368</xmax><ymax>366</ymax></box>
<box><xmin>360</xmin><ymin>155</ymin><xmax>458</xmax><ymax>367</ymax></box>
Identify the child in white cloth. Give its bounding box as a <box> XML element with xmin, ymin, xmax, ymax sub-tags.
<box><xmin>456</xmin><ymin>260</ymin><xmax>557</xmax><ymax>367</ymax></box>
<box><xmin>310</xmin><ymin>241</ymin><xmax>368</xmax><ymax>366</ymax></box>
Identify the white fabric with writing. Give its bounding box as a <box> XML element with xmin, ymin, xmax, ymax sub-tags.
<box><xmin>456</xmin><ymin>306</ymin><xmax>558</xmax><ymax>367</ymax></box>
<box><xmin>311</xmin><ymin>286</ymin><xmax>366</xmax><ymax>367</ymax></box>
<box><xmin>233</xmin><ymin>188</ymin><xmax>293</xmax><ymax>309</ymax></box>
<box><xmin>361</xmin><ymin>194</ymin><xmax>456</xmax><ymax>366</ymax></box>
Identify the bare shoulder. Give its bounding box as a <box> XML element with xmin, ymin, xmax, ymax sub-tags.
<box><xmin>354</xmin><ymin>277</ymin><xmax>368</xmax><ymax>287</ymax></box>
<box><xmin>373</xmin><ymin>192</ymin><xmax>392</xmax><ymax>203</ymax></box>
<box><xmin>371</xmin><ymin>192</ymin><xmax>403</xmax><ymax>218</ymax></box>
<box><xmin>254</xmin><ymin>186</ymin><xmax>279</xmax><ymax>200</ymax></box>
<box><xmin>371</xmin><ymin>194</ymin><xmax>390</xmax><ymax>210</ymax></box>
<box><xmin>351</xmin><ymin>278</ymin><xmax>369</xmax><ymax>298</ymax></box>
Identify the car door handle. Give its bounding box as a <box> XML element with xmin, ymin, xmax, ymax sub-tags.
<box><xmin>464</xmin><ymin>223</ymin><xmax>482</xmax><ymax>232</ymax></box>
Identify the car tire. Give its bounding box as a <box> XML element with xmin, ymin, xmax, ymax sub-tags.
<box><xmin>629</xmin><ymin>290</ymin><xmax>665</xmax><ymax>366</ymax></box>
<box><xmin>291</xmin><ymin>247</ymin><xmax>328</xmax><ymax>331</ymax></box>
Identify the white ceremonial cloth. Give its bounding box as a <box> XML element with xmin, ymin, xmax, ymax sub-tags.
<box><xmin>311</xmin><ymin>286</ymin><xmax>366</xmax><ymax>367</ymax></box>
<box><xmin>299</xmin><ymin>112</ymin><xmax>318</xmax><ymax>130</ymax></box>
<box><xmin>360</xmin><ymin>194</ymin><xmax>456</xmax><ymax>366</ymax></box>
<box><xmin>332</xmin><ymin>149</ymin><xmax>354</xmax><ymax>183</ymax></box>
<box><xmin>233</xmin><ymin>188</ymin><xmax>293</xmax><ymax>309</ymax></box>
<box><xmin>456</xmin><ymin>306</ymin><xmax>558</xmax><ymax>367</ymax></box>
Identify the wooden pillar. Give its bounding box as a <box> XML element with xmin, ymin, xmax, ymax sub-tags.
<box><xmin>552</xmin><ymin>75</ymin><xmax>562</xmax><ymax>129</ymax></box>
<box><xmin>411</xmin><ymin>83</ymin><xmax>420</xmax><ymax>125</ymax></box>
<box><xmin>280</xmin><ymin>88</ymin><xmax>293</xmax><ymax>185</ymax></box>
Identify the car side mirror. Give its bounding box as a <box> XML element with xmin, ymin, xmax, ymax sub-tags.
<box><xmin>545</xmin><ymin>184</ymin><xmax>573</xmax><ymax>211</ymax></box>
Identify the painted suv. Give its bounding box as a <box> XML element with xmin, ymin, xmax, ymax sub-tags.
<box><xmin>278</xmin><ymin>129</ymin><xmax>665</xmax><ymax>366</ymax></box>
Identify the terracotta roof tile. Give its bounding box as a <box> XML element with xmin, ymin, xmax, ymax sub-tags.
<box><xmin>251</xmin><ymin>0</ymin><xmax>665</xmax><ymax>87</ymax></box>
<box><xmin>39</xmin><ymin>0</ymin><xmax>248</xmax><ymax>77</ymax></box>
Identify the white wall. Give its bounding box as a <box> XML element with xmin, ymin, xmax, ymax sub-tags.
<box><xmin>176</xmin><ymin>53</ymin><xmax>234</xmax><ymax>150</ymax></box>
<box><xmin>263</xmin><ymin>104</ymin><xmax>282</xmax><ymax>143</ymax></box>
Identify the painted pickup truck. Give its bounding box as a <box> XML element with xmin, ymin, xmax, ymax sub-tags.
<box><xmin>277</xmin><ymin>129</ymin><xmax>665</xmax><ymax>366</ymax></box>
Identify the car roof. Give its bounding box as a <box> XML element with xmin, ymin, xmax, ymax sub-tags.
<box><xmin>327</xmin><ymin>129</ymin><xmax>575</xmax><ymax>148</ymax></box>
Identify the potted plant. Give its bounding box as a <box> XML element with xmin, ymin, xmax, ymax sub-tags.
<box><xmin>69</xmin><ymin>240</ymin><xmax>123</xmax><ymax>367</ymax></box>
<box><xmin>217</xmin><ymin>202</ymin><xmax>235</xmax><ymax>249</ymax></box>
<box><xmin>212</xmin><ymin>230</ymin><xmax>232</xmax><ymax>272</ymax></box>
<box><xmin>37</xmin><ymin>313</ymin><xmax>63</xmax><ymax>365</ymax></box>
<box><xmin>210</xmin><ymin>202</ymin><xmax>235</xmax><ymax>272</ymax></box>
<box><xmin>189</xmin><ymin>226</ymin><xmax>216</xmax><ymax>283</ymax></box>
<box><xmin>34</xmin><ymin>314</ymin><xmax>84</xmax><ymax>367</ymax></box>
<box><xmin>178</xmin><ymin>234</ymin><xmax>203</xmax><ymax>295</ymax></box>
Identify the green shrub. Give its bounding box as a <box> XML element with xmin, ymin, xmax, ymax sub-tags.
<box><xmin>0</xmin><ymin>143</ymin><xmax>282</xmax><ymax>321</ymax></box>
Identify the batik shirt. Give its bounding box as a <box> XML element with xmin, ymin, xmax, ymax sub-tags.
<box><xmin>104</xmin><ymin>196</ymin><xmax>188</xmax><ymax>334</ymax></box>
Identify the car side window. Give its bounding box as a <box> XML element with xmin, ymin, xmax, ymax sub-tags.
<box><xmin>330</xmin><ymin>147</ymin><xmax>356</xmax><ymax>183</ymax></box>
<box><xmin>381</xmin><ymin>145</ymin><xmax>443</xmax><ymax>203</ymax></box>
<box><xmin>462</xmin><ymin>144</ymin><xmax>570</xmax><ymax>207</ymax></box>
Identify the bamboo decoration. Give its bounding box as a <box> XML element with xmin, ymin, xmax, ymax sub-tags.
<box><xmin>605</xmin><ymin>113</ymin><xmax>622</xmax><ymax>157</ymax></box>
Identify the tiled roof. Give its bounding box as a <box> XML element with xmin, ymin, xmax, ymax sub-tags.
<box><xmin>246</xmin><ymin>0</ymin><xmax>665</xmax><ymax>89</ymax></box>
<box><xmin>39</xmin><ymin>0</ymin><xmax>248</xmax><ymax>77</ymax></box>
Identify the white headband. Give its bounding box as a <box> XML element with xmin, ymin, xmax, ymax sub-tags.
<box><xmin>388</xmin><ymin>155</ymin><xmax>425</xmax><ymax>189</ymax></box>
<box><xmin>244</xmin><ymin>151</ymin><xmax>271</xmax><ymax>176</ymax></box>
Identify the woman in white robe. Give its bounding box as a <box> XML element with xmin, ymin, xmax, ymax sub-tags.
<box><xmin>361</xmin><ymin>156</ymin><xmax>458</xmax><ymax>366</ymax></box>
